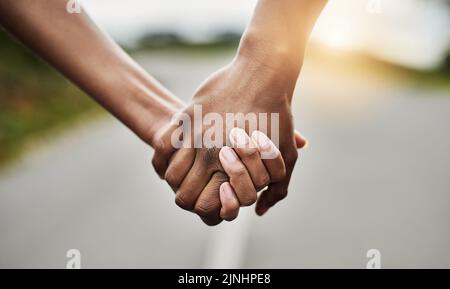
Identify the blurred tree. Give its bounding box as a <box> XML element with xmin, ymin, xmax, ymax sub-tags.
<box><xmin>0</xmin><ymin>29</ymin><xmax>97</xmax><ymax>165</ymax></box>
<box><xmin>444</xmin><ymin>0</ymin><xmax>450</xmax><ymax>73</ymax></box>
<box><xmin>432</xmin><ymin>0</ymin><xmax>450</xmax><ymax>73</ymax></box>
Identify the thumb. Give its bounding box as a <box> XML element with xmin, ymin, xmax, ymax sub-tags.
<box><xmin>294</xmin><ymin>130</ymin><xmax>308</xmax><ymax>149</ymax></box>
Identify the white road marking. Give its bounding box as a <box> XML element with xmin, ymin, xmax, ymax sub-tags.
<box><xmin>203</xmin><ymin>208</ymin><xmax>253</xmax><ymax>269</ymax></box>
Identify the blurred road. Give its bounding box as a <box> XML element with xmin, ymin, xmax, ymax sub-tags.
<box><xmin>1</xmin><ymin>51</ymin><xmax>450</xmax><ymax>268</ymax></box>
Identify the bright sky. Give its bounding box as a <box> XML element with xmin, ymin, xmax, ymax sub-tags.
<box><xmin>82</xmin><ymin>0</ymin><xmax>450</xmax><ymax>69</ymax></box>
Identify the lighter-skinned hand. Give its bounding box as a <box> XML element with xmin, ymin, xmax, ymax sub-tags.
<box><xmin>152</xmin><ymin>54</ymin><xmax>305</xmax><ymax>225</ymax></box>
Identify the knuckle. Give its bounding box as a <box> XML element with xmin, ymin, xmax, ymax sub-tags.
<box><xmin>241</xmin><ymin>148</ymin><xmax>259</xmax><ymax>159</ymax></box>
<box><xmin>256</xmin><ymin>173</ymin><xmax>270</xmax><ymax>189</ymax></box>
<box><xmin>175</xmin><ymin>193</ymin><xmax>194</xmax><ymax>211</ymax></box>
<box><xmin>201</xmin><ymin>216</ymin><xmax>223</xmax><ymax>226</ymax></box>
<box><xmin>164</xmin><ymin>169</ymin><xmax>177</xmax><ymax>187</ymax></box>
<box><xmin>151</xmin><ymin>156</ymin><xmax>158</xmax><ymax>170</ymax></box>
<box><xmin>151</xmin><ymin>157</ymin><xmax>164</xmax><ymax>177</ymax></box>
<box><xmin>275</xmin><ymin>190</ymin><xmax>288</xmax><ymax>201</ymax></box>
<box><xmin>194</xmin><ymin>199</ymin><xmax>220</xmax><ymax>217</ymax></box>
<box><xmin>154</xmin><ymin>139</ymin><xmax>168</xmax><ymax>154</ymax></box>
<box><xmin>240</xmin><ymin>192</ymin><xmax>257</xmax><ymax>207</ymax></box>
<box><xmin>271</xmin><ymin>167</ymin><xmax>287</xmax><ymax>182</ymax></box>
<box><xmin>190</xmin><ymin>166</ymin><xmax>203</xmax><ymax>178</ymax></box>
<box><xmin>230</xmin><ymin>165</ymin><xmax>248</xmax><ymax>178</ymax></box>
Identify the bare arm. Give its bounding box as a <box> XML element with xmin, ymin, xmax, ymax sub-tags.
<box><xmin>238</xmin><ymin>0</ymin><xmax>328</xmax><ymax>95</ymax></box>
<box><xmin>0</xmin><ymin>0</ymin><xmax>183</xmax><ymax>146</ymax></box>
<box><xmin>237</xmin><ymin>0</ymin><xmax>327</xmax><ymax>214</ymax></box>
<box><xmin>155</xmin><ymin>0</ymin><xmax>328</xmax><ymax>222</ymax></box>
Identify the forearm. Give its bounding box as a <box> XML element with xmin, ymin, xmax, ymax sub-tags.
<box><xmin>238</xmin><ymin>0</ymin><xmax>327</xmax><ymax>85</ymax></box>
<box><xmin>0</xmin><ymin>0</ymin><xmax>183</xmax><ymax>146</ymax></box>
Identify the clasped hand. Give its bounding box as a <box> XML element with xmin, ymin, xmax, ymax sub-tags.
<box><xmin>152</xmin><ymin>55</ymin><xmax>305</xmax><ymax>226</ymax></box>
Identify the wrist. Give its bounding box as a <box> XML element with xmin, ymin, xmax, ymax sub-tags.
<box><xmin>230</xmin><ymin>32</ymin><xmax>302</xmax><ymax>105</ymax></box>
<box><xmin>129</xmin><ymin>82</ymin><xmax>181</xmax><ymax>148</ymax></box>
<box><xmin>237</xmin><ymin>29</ymin><xmax>304</xmax><ymax>77</ymax></box>
<box><xmin>98</xmin><ymin>63</ymin><xmax>182</xmax><ymax>147</ymax></box>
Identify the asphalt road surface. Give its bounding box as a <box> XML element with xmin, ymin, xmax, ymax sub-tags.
<box><xmin>1</xmin><ymin>51</ymin><xmax>449</xmax><ymax>268</ymax></box>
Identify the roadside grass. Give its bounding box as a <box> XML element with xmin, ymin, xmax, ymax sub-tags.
<box><xmin>0</xmin><ymin>29</ymin><xmax>101</xmax><ymax>166</ymax></box>
<box><xmin>0</xmin><ymin>27</ymin><xmax>448</xmax><ymax>167</ymax></box>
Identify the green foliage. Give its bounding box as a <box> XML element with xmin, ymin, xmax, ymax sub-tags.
<box><xmin>442</xmin><ymin>48</ymin><xmax>450</xmax><ymax>74</ymax></box>
<box><xmin>0</xmin><ymin>29</ymin><xmax>98</xmax><ymax>165</ymax></box>
<box><xmin>135</xmin><ymin>31</ymin><xmax>240</xmax><ymax>53</ymax></box>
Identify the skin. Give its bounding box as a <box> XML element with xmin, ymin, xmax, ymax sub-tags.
<box><xmin>0</xmin><ymin>0</ymin><xmax>326</xmax><ymax>226</ymax></box>
<box><xmin>154</xmin><ymin>59</ymin><xmax>303</xmax><ymax>225</ymax></box>
<box><xmin>218</xmin><ymin>129</ymin><xmax>307</xmax><ymax>221</ymax></box>
<box><xmin>154</xmin><ymin>0</ymin><xmax>328</xmax><ymax>224</ymax></box>
<box><xmin>0</xmin><ymin>0</ymin><xmax>308</xmax><ymax>225</ymax></box>
<box><xmin>0</xmin><ymin>0</ymin><xmax>183</xmax><ymax>145</ymax></box>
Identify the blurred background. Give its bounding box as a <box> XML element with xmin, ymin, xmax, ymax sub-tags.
<box><xmin>0</xmin><ymin>0</ymin><xmax>449</xmax><ymax>268</ymax></box>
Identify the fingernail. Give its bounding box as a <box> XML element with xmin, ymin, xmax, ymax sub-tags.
<box><xmin>252</xmin><ymin>131</ymin><xmax>278</xmax><ymax>159</ymax></box>
<box><xmin>251</xmin><ymin>131</ymin><xmax>271</xmax><ymax>150</ymax></box>
<box><xmin>221</xmin><ymin>146</ymin><xmax>238</xmax><ymax>163</ymax></box>
<box><xmin>230</xmin><ymin>128</ymin><xmax>249</xmax><ymax>148</ymax></box>
<box><xmin>220</xmin><ymin>183</ymin><xmax>235</xmax><ymax>200</ymax></box>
